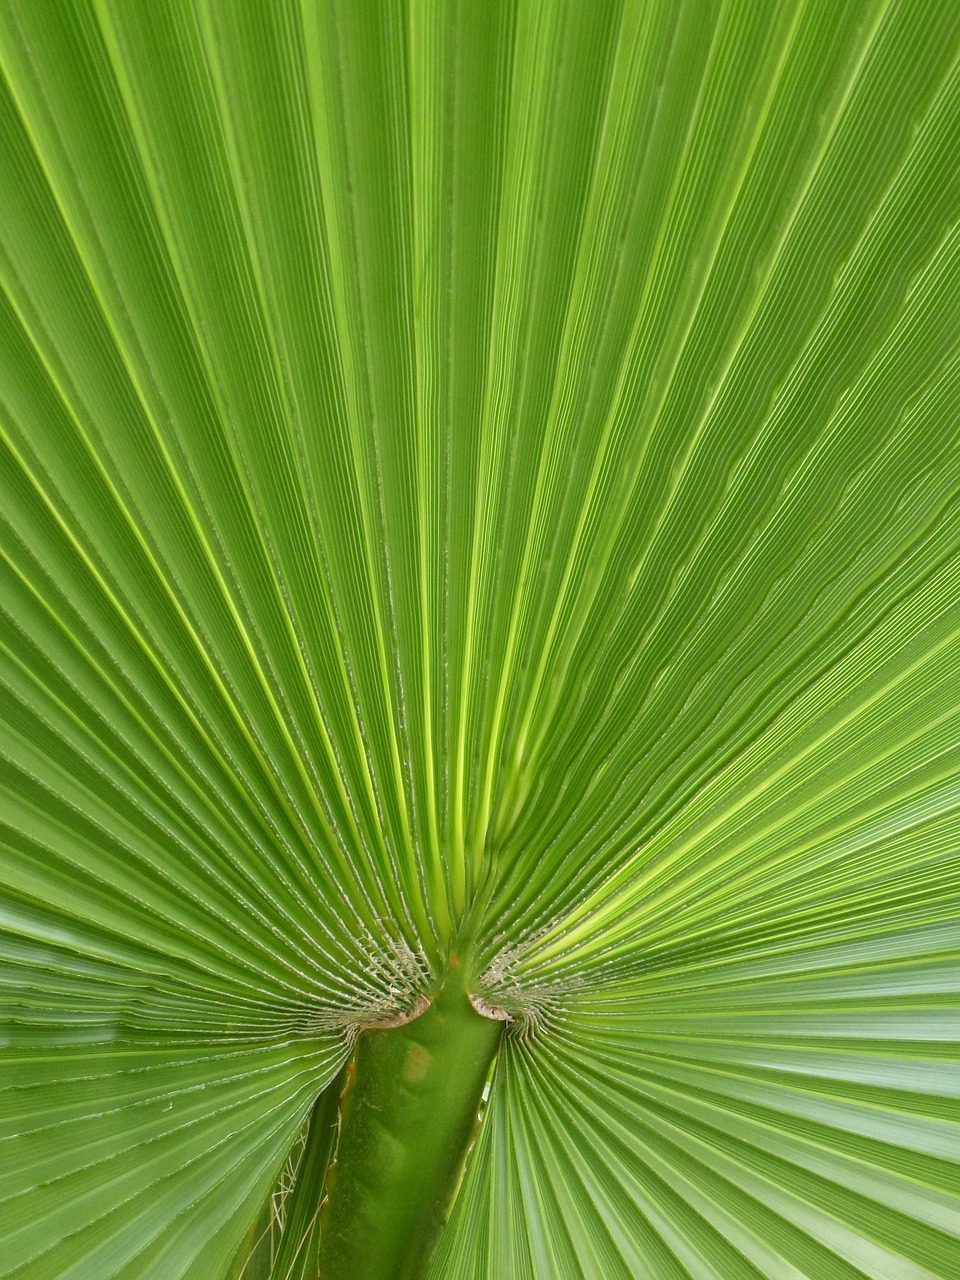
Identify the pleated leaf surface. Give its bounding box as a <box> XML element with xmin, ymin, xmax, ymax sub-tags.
<box><xmin>1</xmin><ymin>1</ymin><xmax>959</xmax><ymax>1277</ymax></box>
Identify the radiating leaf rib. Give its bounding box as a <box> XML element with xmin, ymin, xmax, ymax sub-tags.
<box><xmin>268</xmin><ymin>1065</ymin><xmax>345</xmax><ymax>1280</ymax></box>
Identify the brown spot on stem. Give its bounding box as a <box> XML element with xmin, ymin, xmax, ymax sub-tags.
<box><xmin>402</xmin><ymin>1041</ymin><xmax>432</xmax><ymax>1086</ymax></box>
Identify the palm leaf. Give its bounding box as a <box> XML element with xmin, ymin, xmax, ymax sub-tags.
<box><xmin>1</xmin><ymin>0</ymin><xmax>959</xmax><ymax>1276</ymax></box>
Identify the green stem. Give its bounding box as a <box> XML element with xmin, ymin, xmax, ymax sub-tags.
<box><xmin>317</xmin><ymin>962</ymin><xmax>503</xmax><ymax>1280</ymax></box>
<box><xmin>272</xmin><ymin>1065</ymin><xmax>346</xmax><ymax>1280</ymax></box>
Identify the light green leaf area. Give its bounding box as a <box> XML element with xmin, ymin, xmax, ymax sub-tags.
<box><xmin>0</xmin><ymin>1039</ymin><xmax>341</xmax><ymax>1279</ymax></box>
<box><xmin>0</xmin><ymin>0</ymin><xmax>958</xmax><ymax>1277</ymax></box>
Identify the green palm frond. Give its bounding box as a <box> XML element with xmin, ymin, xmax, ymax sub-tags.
<box><xmin>2</xmin><ymin>1</ymin><xmax>959</xmax><ymax>1277</ymax></box>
